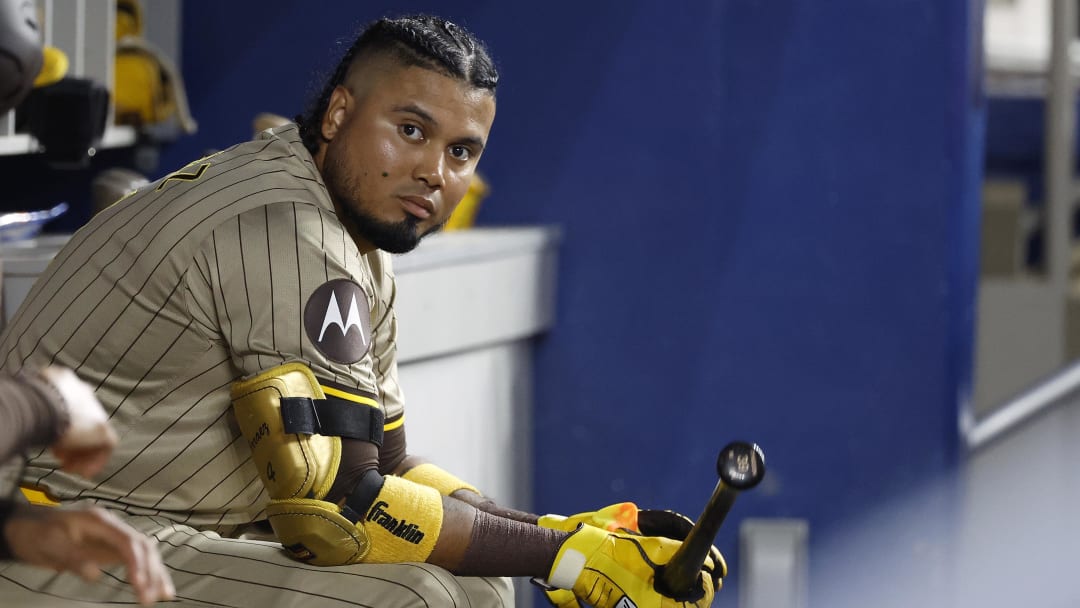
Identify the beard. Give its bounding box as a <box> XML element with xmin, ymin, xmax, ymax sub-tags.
<box><xmin>340</xmin><ymin>202</ymin><xmax>426</xmax><ymax>254</ymax></box>
<box><xmin>323</xmin><ymin>153</ymin><xmax>443</xmax><ymax>254</ymax></box>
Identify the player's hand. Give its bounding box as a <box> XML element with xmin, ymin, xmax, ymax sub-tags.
<box><xmin>40</xmin><ymin>366</ymin><xmax>117</xmax><ymax>478</ymax></box>
<box><xmin>637</xmin><ymin>509</ymin><xmax>727</xmax><ymax>587</ymax></box>
<box><xmin>537</xmin><ymin>502</ymin><xmax>642</xmax><ymax>608</ymax></box>
<box><xmin>538</xmin><ymin>504</ymin><xmax>726</xmax><ymax>607</ymax></box>
<box><xmin>3</xmin><ymin>504</ymin><xmax>175</xmax><ymax>606</ymax></box>
<box><xmin>542</xmin><ymin>524</ymin><xmax>714</xmax><ymax>608</ymax></box>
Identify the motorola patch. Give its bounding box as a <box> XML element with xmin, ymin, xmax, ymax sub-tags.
<box><xmin>304</xmin><ymin>279</ymin><xmax>371</xmax><ymax>364</ymax></box>
<box><xmin>614</xmin><ymin>597</ymin><xmax>637</xmax><ymax>608</ymax></box>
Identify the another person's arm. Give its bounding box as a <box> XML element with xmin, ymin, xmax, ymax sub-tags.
<box><xmin>0</xmin><ymin>502</ymin><xmax>175</xmax><ymax>606</ymax></box>
<box><xmin>0</xmin><ymin>366</ymin><xmax>116</xmax><ymax>476</ymax></box>
<box><xmin>0</xmin><ymin>366</ymin><xmax>174</xmax><ymax>605</ymax></box>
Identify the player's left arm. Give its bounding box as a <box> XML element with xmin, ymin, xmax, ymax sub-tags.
<box><xmin>191</xmin><ymin>204</ymin><xmax>561</xmax><ymax>572</ymax></box>
<box><xmin>358</xmin><ymin>259</ymin><xmax>541</xmax><ymax>524</ymax></box>
<box><xmin>385</xmin><ymin>451</ymin><xmax>541</xmax><ymax>524</ymax></box>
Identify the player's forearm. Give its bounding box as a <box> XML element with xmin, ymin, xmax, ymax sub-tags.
<box><xmin>450</xmin><ymin>488</ymin><xmax>540</xmax><ymax>524</ymax></box>
<box><xmin>429</xmin><ymin>494</ymin><xmax>564</xmax><ymax>576</ymax></box>
<box><xmin>328</xmin><ymin>439</ymin><xmax>555</xmax><ymax>574</ymax></box>
<box><xmin>393</xmin><ymin>454</ymin><xmax>541</xmax><ymax>524</ymax></box>
<box><xmin>0</xmin><ymin>371</ymin><xmax>65</xmax><ymax>462</ymax></box>
<box><xmin>387</xmin><ymin>455</ymin><xmax>553</xmax><ymax>573</ymax></box>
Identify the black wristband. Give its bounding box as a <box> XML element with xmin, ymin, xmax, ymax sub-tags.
<box><xmin>0</xmin><ymin>499</ymin><xmax>17</xmax><ymax>560</ymax></box>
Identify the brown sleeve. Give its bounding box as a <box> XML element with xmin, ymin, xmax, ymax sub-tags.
<box><xmin>377</xmin><ymin>425</ymin><xmax>406</xmax><ymax>475</ymax></box>
<box><xmin>427</xmin><ymin>491</ymin><xmax>566</xmax><ymax>577</ymax></box>
<box><xmin>0</xmin><ymin>372</ymin><xmax>66</xmax><ymax>462</ymax></box>
<box><xmin>452</xmin><ymin>488</ymin><xmax>541</xmax><ymax>525</ymax></box>
<box><xmin>325</xmin><ymin>437</ymin><xmax>379</xmax><ymax>504</ymax></box>
<box><xmin>389</xmin><ymin>450</ymin><xmax>542</xmax><ymax>524</ymax></box>
<box><xmin>452</xmin><ymin>505</ymin><xmax>566</xmax><ymax>576</ymax></box>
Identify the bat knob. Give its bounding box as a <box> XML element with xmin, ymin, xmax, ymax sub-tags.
<box><xmin>716</xmin><ymin>441</ymin><xmax>765</xmax><ymax>490</ymax></box>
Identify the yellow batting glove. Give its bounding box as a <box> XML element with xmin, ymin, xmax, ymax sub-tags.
<box><xmin>543</xmin><ymin>524</ymin><xmax>714</xmax><ymax>608</ymax></box>
<box><xmin>538</xmin><ymin>502</ymin><xmax>640</xmax><ymax>533</ymax></box>
<box><xmin>538</xmin><ymin>503</ymin><xmax>641</xmax><ymax>608</ymax></box>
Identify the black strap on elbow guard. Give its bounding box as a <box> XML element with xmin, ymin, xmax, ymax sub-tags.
<box><xmin>280</xmin><ymin>396</ymin><xmax>385</xmax><ymax>446</ymax></box>
<box><xmin>339</xmin><ymin>469</ymin><xmax>385</xmax><ymax>523</ymax></box>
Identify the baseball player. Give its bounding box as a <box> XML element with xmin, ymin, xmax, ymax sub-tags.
<box><xmin>0</xmin><ymin>14</ymin><xmax>720</xmax><ymax>608</ymax></box>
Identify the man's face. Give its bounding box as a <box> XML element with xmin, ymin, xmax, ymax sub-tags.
<box><xmin>317</xmin><ymin>58</ymin><xmax>496</xmax><ymax>254</ymax></box>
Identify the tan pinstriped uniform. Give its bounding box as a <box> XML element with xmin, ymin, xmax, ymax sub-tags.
<box><xmin>0</xmin><ymin>125</ymin><xmax>512</xmax><ymax>607</ymax></box>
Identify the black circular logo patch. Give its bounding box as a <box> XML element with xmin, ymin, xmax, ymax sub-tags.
<box><xmin>304</xmin><ymin>279</ymin><xmax>372</xmax><ymax>364</ymax></box>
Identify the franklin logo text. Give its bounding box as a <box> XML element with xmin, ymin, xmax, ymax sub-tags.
<box><xmin>367</xmin><ymin>501</ymin><xmax>425</xmax><ymax>544</ymax></box>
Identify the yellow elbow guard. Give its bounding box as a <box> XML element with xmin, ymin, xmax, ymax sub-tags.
<box><xmin>231</xmin><ymin>363</ymin><xmax>347</xmax><ymax>502</ymax></box>
<box><xmin>231</xmin><ymin>363</ymin><xmax>442</xmax><ymax>566</ymax></box>
<box><xmin>402</xmin><ymin>462</ymin><xmax>480</xmax><ymax>497</ymax></box>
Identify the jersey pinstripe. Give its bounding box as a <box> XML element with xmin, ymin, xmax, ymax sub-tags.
<box><xmin>0</xmin><ymin>124</ymin><xmax>406</xmax><ymax>530</ymax></box>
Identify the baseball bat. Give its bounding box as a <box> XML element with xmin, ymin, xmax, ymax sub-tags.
<box><xmin>655</xmin><ymin>441</ymin><xmax>766</xmax><ymax>599</ymax></box>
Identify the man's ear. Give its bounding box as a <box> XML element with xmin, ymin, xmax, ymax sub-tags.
<box><xmin>320</xmin><ymin>85</ymin><xmax>351</xmax><ymax>142</ymax></box>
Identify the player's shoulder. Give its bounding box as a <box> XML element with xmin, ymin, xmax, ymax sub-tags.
<box><xmin>251</xmin><ymin>122</ymin><xmax>317</xmax><ymax>165</ymax></box>
<box><xmin>210</xmin><ymin>123</ymin><xmax>321</xmax><ymax>186</ymax></box>
<box><xmin>166</xmin><ymin>124</ymin><xmax>333</xmax><ymax>226</ymax></box>
<box><xmin>158</xmin><ymin>123</ymin><xmax>318</xmax><ymax>196</ymax></box>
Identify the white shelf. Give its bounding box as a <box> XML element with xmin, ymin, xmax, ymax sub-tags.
<box><xmin>0</xmin><ymin>125</ymin><xmax>136</xmax><ymax>157</ymax></box>
<box><xmin>395</xmin><ymin>227</ymin><xmax>560</xmax><ymax>363</ymax></box>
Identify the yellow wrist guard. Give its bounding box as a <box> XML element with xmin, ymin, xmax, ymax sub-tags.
<box><xmin>358</xmin><ymin>475</ymin><xmax>442</xmax><ymax>563</ymax></box>
<box><xmin>401</xmin><ymin>462</ymin><xmax>481</xmax><ymax>497</ymax></box>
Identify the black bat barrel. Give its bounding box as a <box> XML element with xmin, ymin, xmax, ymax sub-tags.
<box><xmin>655</xmin><ymin>442</ymin><xmax>765</xmax><ymax>598</ymax></box>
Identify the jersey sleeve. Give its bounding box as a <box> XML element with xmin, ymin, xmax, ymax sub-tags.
<box><xmin>184</xmin><ymin>200</ymin><xmax>382</xmax><ymax>397</ymax></box>
<box><xmin>364</xmin><ymin>250</ymin><xmax>405</xmax><ymax>424</ymax></box>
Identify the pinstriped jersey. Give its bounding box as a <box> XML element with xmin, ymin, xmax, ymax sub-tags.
<box><xmin>0</xmin><ymin>124</ymin><xmax>405</xmax><ymax>529</ymax></box>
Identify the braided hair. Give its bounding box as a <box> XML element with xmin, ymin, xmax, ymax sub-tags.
<box><xmin>295</xmin><ymin>14</ymin><xmax>499</xmax><ymax>155</ymax></box>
